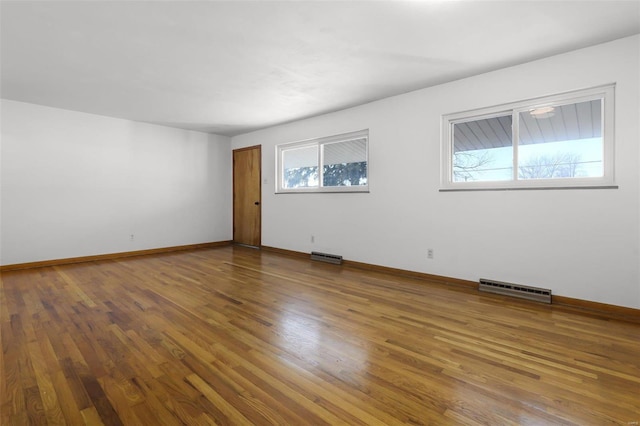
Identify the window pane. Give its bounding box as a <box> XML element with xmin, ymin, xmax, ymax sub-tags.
<box><xmin>282</xmin><ymin>145</ymin><xmax>318</xmax><ymax>188</ymax></box>
<box><xmin>518</xmin><ymin>99</ymin><xmax>603</xmax><ymax>180</ymax></box>
<box><xmin>322</xmin><ymin>138</ymin><xmax>367</xmax><ymax>187</ymax></box>
<box><xmin>452</xmin><ymin>115</ymin><xmax>513</xmax><ymax>182</ymax></box>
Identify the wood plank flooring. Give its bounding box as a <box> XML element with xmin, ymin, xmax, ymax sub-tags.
<box><xmin>1</xmin><ymin>246</ymin><xmax>639</xmax><ymax>425</ymax></box>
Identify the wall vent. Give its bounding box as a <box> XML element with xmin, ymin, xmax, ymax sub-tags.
<box><xmin>479</xmin><ymin>278</ymin><xmax>552</xmax><ymax>304</ymax></box>
<box><xmin>310</xmin><ymin>251</ymin><xmax>343</xmax><ymax>265</ymax></box>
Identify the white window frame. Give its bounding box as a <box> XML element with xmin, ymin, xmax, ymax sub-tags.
<box><xmin>441</xmin><ymin>84</ymin><xmax>616</xmax><ymax>191</ymax></box>
<box><xmin>276</xmin><ymin>129</ymin><xmax>369</xmax><ymax>193</ymax></box>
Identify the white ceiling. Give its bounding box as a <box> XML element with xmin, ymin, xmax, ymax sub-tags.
<box><xmin>2</xmin><ymin>1</ymin><xmax>639</xmax><ymax>136</ymax></box>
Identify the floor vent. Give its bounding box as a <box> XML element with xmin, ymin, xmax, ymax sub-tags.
<box><xmin>310</xmin><ymin>251</ymin><xmax>343</xmax><ymax>265</ymax></box>
<box><xmin>479</xmin><ymin>278</ymin><xmax>552</xmax><ymax>304</ymax></box>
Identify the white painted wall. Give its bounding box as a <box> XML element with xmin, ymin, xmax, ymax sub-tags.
<box><xmin>1</xmin><ymin>100</ymin><xmax>232</xmax><ymax>265</ymax></box>
<box><xmin>232</xmin><ymin>35</ymin><xmax>640</xmax><ymax>309</ymax></box>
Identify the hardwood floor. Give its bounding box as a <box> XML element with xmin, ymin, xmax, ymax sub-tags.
<box><xmin>1</xmin><ymin>246</ymin><xmax>638</xmax><ymax>425</ymax></box>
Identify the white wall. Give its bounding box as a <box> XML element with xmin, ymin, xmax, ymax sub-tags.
<box><xmin>1</xmin><ymin>100</ymin><xmax>232</xmax><ymax>265</ymax></box>
<box><xmin>232</xmin><ymin>35</ymin><xmax>640</xmax><ymax>309</ymax></box>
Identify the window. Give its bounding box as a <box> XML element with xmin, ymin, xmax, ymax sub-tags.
<box><xmin>441</xmin><ymin>85</ymin><xmax>615</xmax><ymax>190</ymax></box>
<box><xmin>277</xmin><ymin>129</ymin><xmax>368</xmax><ymax>193</ymax></box>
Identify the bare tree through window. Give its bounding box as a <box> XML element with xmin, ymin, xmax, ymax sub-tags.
<box><xmin>519</xmin><ymin>152</ymin><xmax>582</xmax><ymax>179</ymax></box>
<box><xmin>453</xmin><ymin>151</ymin><xmax>495</xmax><ymax>181</ymax></box>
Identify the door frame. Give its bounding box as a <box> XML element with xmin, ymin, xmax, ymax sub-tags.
<box><xmin>232</xmin><ymin>145</ymin><xmax>262</xmax><ymax>247</ymax></box>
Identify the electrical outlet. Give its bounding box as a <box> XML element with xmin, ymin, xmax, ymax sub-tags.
<box><xmin>311</xmin><ymin>235</ymin><xmax>315</xmax><ymax>243</ymax></box>
<box><xmin>130</xmin><ymin>234</ymin><xmax>135</xmax><ymax>241</ymax></box>
<box><xmin>427</xmin><ymin>249</ymin><xmax>434</xmax><ymax>259</ymax></box>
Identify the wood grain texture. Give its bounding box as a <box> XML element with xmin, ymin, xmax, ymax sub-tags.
<box><xmin>0</xmin><ymin>241</ymin><xmax>232</xmax><ymax>272</ymax></box>
<box><xmin>233</xmin><ymin>145</ymin><xmax>261</xmax><ymax>247</ymax></box>
<box><xmin>1</xmin><ymin>246</ymin><xmax>639</xmax><ymax>425</ymax></box>
<box><xmin>262</xmin><ymin>245</ymin><xmax>640</xmax><ymax>322</ymax></box>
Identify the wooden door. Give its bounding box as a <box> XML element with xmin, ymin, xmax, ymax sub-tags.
<box><xmin>233</xmin><ymin>145</ymin><xmax>261</xmax><ymax>247</ymax></box>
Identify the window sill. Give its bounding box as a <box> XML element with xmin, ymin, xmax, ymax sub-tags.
<box><xmin>439</xmin><ymin>185</ymin><xmax>618</xmax><ymax>192</ymax></box>
<box><xmin>276</xmin><ymin>187</ymin><xmax>370</xmax><ymax>194</ymax></box>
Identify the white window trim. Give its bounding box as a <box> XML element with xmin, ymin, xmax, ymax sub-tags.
<box><xmin>440</xmin><ymin>84</ymin><xmax>616</xmax><ymax>191</ymax></box>
<box><xmin>276</xmin><ymin>129</ymin><xmax>369</xmax><ymax>193</ymax></box>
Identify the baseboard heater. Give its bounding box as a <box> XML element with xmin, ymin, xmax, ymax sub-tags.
<box><xmin>479</xmin><ymin>278</ymin><xmax>552</xmax><ymax>304</ymax></box>
<box><xmin>310</xmin><ymin>251</ymin><xmax>343</xmax><ymax>265</ymax></box>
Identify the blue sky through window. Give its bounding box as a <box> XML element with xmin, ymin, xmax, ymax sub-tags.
<box><xmin>453</xmin><ymin>137</ymin><xmax>603</xmax><ymax>182</ymax></box>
